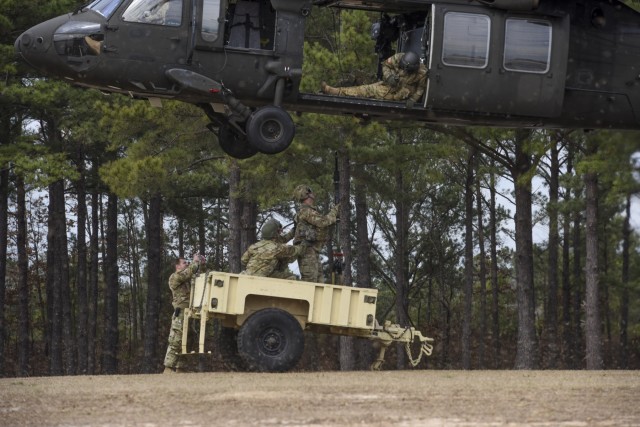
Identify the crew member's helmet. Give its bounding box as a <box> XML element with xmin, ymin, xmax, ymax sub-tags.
<box><xmin>293</xmin><ymin>184</ymin><xmax>313</xmax><ymax>202</ymax></box>
<box><xmin>261</xmin><ymin>219</ymin><xmax>281</xmax><ymax>240</ymax></box>
<box><xmin>399</xmin><ymin>51</ymin><xmax>420</xmax><ymax>73</ymax></box>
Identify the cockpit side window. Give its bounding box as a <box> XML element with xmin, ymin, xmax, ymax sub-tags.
<box><xmin>202</xmin><ymin>0</ymin><xmax>221</xmax><ymax>42</ymax></box>
<box><xmin>442</xmin><ymin>12</ymin><xmax>490</xmax><ymax>69</ymax></box>
<box><xmin>122</xmin><ymin>0</ymin><xmax>183</xmax><ymax>26</ymax></box>
<box><xmin>503</xmin><ymin>18</ymin><xmax>551</xmax><ymax>74</ymax></box>
<box><xmin>87</xmin><ymin>0</ymin><xmax>124</xmax><ymax>18</ymax></box>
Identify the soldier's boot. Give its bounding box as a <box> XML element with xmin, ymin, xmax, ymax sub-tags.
<box><xmin>321</xmin><ymin>82</ymin><xmax>341</xmax><ymax>95</ymax></box>
<box><xmin>163</xmin><ymin>366</ymin><xmax>176</xmax><ymax>374</ymax></box>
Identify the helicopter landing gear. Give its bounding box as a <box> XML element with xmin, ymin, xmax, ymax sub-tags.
<box><xmin>217</xmin><ymin>124</ymin><xmax>258</xmax><ymax>159</ymax></box>
<box><xmin>245</xmin><ymin>106</ymin><xmax>295</xmax><ymax>154</ymax></box>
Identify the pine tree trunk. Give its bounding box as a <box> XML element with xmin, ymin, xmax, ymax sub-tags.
<box><xmin>584</xmin><ymin>153</ymin><xmax>603</xmax><ymax>369</ymax></box>
<box><xmin>475</xmin><ymin>158</ymin><xmax>487</xmax><ymax>369</ymax></box>
<box><xmin>102</xmin><ymin>193</ymin><xmax>119</xmax><ymax>374</ymax></box>
<box><xmin>462</xmin><ymin>148</ymin><xmax>475</xmax><ymax>370</ymax></box>
<box><xmin>545</xmin><ymin>143</ymin><xmax>560</xmax><ymax>368</ymax></box>
<box><xmin>354</xmin><ymin>168</ymin><xmax>374</xmax><ymax>370</ymax></box>
<box><xmin>337</xmin><ymin>152</ymin><xmax>355</xmax><ymax>371</ymax></box>
<box><xmin>75</xmin><ymin>147</ymin><xmax>89</xmax><ymax>375</ymax></box>
<box><xmin>228</xmin><ymin>162</ymin><xmax>242</xmax><ymax>273</ymax></box>
<box><xmin>394</xmin><ymin>163</ymin><xmax>409</xmax><ymax>370</ymax></box>
<box><xmin>620</xmin><ymin>195</ymin><xmax>630</xmax><ymax>368</ymax></box>
<box><xmin>143</xmin><ymin>195</ymin><xmax>163</xmax><ymax>373</ymax></box>
<box><xmin>17</xmin><ymin>174</ymin><xmax>30</xmax><ymax>376</ymax></box>
<box><xmin>513</xmin><ymin>131</ymin><xmax>539</xmax><ymax>369</ymax></box>
<box><xmin>0</xmin><ymin>167</ymin><xmax>8</xmax><ymax>375</ymax></box>
<box><xmin>50</xmin><ymin>178</ymin><xmax>75</xmax><ymax>375</ymax></box>
<box><xmin>47</xmin><ymin>180</ymin><xmax>63</xmax><ymax>375</ymax></box>
<box><xmin>241</xmin><ymin>199</ymin><xmax>257</xmax><ymax>255</ymax></box>
<box><xmin>572</xmin><ymin>207</ymin><xmax>583</xmax><ymax>367</ymax></box>
<box><xmin>489</xmin><ymin>164</ymin><xmax>500</xmax><ymax>368</ymax></box>
<box><xmin>561</xmin><ymin>150</ymin><xmax>574</xmax><ymax>368</ymax></box>
<box><xmin>87</xmin><ymin>190</ymin><xmax>100</xmax><ymax>374</ymax></box>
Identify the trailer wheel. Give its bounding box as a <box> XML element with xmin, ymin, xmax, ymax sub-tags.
<box><xmin>216</xmin><ymin>326</ymin><xmax>249</xmax><ymax>372</ymax></box>
<box><xmin>245</xmin><ymin>106</ymin><xmax>295</xmax><ymax>154</ymax></box>
<box><xmin>237</xmin><ymin>308</ymin><xmax>304</xmax><ymax>372</ymax></box>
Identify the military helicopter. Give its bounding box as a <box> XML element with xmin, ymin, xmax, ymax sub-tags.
<box><xmin>14</xmin><ymin>0</ymin><xmax>640</xmax><ymax>158</ymax></box>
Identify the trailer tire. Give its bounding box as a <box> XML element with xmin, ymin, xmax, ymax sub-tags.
<box><xmin>216</xmin><ymin>326</ymin><xmax>249</xmax><ymax>372</ymax></box>
<box><xmin>237</xmin><ymin>308</ymin><xmax>304</xmax><ymax>372</ymax></box>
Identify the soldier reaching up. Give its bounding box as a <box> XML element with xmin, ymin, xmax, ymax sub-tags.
<box><xmin>164</xmin><ymin>253</ymin><xmax>205</xmax><ymax>374</ymax></box>
<box><xmin>292</xmin><ymin>185</ymin><xmax>339</xmax><ymax>283</ymax></box>
<box><xmin>241</xmin><ymin>218</ymin><xmax>305</xmax><ymax>280</ymax></box>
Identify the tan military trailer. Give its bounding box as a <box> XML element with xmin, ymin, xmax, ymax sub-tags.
<box><xmin>181</xmin><ymin>271</ymin><xmax>434</xmax><ymax>372</ymax></box>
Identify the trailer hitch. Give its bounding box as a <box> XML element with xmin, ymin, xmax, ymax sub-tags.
<box><xmin>369</xmin><ymin>321</ymin><xmax>434</xmax><ymax>370</ymax></box>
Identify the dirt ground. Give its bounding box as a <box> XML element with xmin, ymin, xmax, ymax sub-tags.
<box><xmin>1</xmin><ymin>370</ymin><xmax>639</xmax><ymax>426</ymax></box>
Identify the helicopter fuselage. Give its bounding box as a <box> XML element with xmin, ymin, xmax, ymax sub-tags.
<box><xmin>15</xmin><ymin>0</ymin><xmax>640</xmax><ymax>157</ymax></box>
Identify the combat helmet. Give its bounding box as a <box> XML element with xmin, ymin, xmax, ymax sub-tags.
<box><xmin>399</xmin><ymin>51</ymin><xmax>420</xmax><ymax>73</ymax></box>
<box><xmin>261</xmin><ymin>219</ymin><xmax>281</xmax><ymax>240</ymax></box>
<box><xmin>293</xmin><ymin>184</ymin><xmax>313</xmax><ymax>202</ymax></box>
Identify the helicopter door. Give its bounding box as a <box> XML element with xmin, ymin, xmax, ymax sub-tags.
<box><xmin>426</xmin><ymin>5</ymin><xmax>569</xmax><ymax>118</ymax></box>
<box><xmin>102</xmin><ymin>0</ymin><xmax>189</xmax><ymax>89</ymax></box>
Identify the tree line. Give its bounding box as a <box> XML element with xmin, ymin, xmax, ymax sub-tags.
<box><xmin>0</xmin><ymin>2</ymin><xmax>639</xmax><ymax>376</ymax></box>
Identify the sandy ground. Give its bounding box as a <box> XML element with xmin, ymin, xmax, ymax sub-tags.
<box><xmin>1</xmin><ymin>370</ymin><xmax>639</xmax><ymax>426</ymax></box>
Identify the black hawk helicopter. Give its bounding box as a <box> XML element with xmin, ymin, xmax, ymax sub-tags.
<box><xmin>14</xmin><ymin>0</ymin><xmax>640</xmax><ymax>158</ymax></box>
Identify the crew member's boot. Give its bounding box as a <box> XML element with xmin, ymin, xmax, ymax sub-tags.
<box><xmin>163</xmin><ymin>366</ymin><xmax>176</xmax><ymax>374</ymax></box>
<box><xmin>321</xmin><ymin>82</ymin><xmax>341</xmax><ymax>95</ymax></box>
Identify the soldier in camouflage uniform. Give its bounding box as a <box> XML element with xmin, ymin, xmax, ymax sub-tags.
<box><xmin>292</xmin><ymin>185</ymin><xmax>339</xmax><ymax>283</ymax></box>
<box><xmin>321</xmin><ymin>51</ymin><xmax>427</xmax><ymax>103</ymax></box>
<box><xmin>163</xmin><ymin>253</ymin><xmax>204</xmax><ymax>374</ymax></box>
<box><xmin>241</xmin><ymin>219</ymin><xmax>305</xmax><ymax>280</ymax></box>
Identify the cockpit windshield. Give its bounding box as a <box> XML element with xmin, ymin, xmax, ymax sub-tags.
<box><xmin>87</xmin><ymin>0</ymin><xmax>124</xmax><ymax>18</ymax></box>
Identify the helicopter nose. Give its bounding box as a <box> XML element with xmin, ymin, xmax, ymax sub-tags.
<box><xmin>15</xmin><ymin>14</ymin><xmax>71</xmax><ymax>72</ymax></box>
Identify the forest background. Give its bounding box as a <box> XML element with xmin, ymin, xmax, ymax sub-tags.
<box><xmin>1</xmin><ymin>0</ymin><xmax>640</xmax><ymax>377</ymax></box>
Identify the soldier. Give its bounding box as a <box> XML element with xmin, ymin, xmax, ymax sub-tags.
<box><xmin>241</xmin><ymin>218</ymin><xmax>305</xmax><ymax>280</ymax></box>
<box><xmin>292</xmin><ymin>185</ymin><xmax>339</xmax><ymax>283</ymax></box>
<box><xmin>321</xmin><ymin>51</ymin><xmax>427</xmax><ymax>104</ymax></box>
<box><xmin>163</xmin><ymin>253</ymin><xmax>205</xmax><ymax>374</ymax></box>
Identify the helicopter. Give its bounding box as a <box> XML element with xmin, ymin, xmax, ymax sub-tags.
<box><xmin>14</xmin><ymin>0</ymin><xmax>640</xmax><ymax>158</ymax></box>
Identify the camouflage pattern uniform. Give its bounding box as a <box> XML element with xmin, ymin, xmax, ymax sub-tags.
<box><xmin>163</xmin><ymin>258</ymin><xmax>202</xmax><ymax>370</ymax></box>
<box><xmin>241</xmin><ymin>239</ymin><xmax>305</xmax><ymax>280</ymax></box>
<box><xmin>325</xmin><ymin>53</ymin><xmax>427</xmax><ymax>102</ymax></box>
<box><xmin>294</xmin><ymin>204</ymin><xmax>339</xmax><ymax>283</ymax></box>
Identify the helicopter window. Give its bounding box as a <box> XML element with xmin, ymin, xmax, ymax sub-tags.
<box><xmin>503</xmin><ymin>19</ymin><xmax>551</xmax><ymax>74</ymax></box>
<box><xmin>202</xmin><ymin>0</ymin><xmax>221</xmax><ymax>42</ymax></box>
<box><xmin>87</xmin><ymin>0</ymin><xmax>124</xmax><ymax>18</ymax></box>
<box><xmin>122</xmin><ymin>0</ymin><xmax>183</xmax><ymax>26</ymax></box>
<box><xmin>227</xmin><ymin>1</ymin><xmax>261</xmax><ymax>49</ymax></box>
<box><xmin>442</xmin><ymin>12</ymin><xmax>490</xmax><ymax>69</ymax></box>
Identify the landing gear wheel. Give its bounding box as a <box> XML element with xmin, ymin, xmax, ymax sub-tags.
<box><xmin>218</xmin><ymin>125</ymin><xmax>258</xmax><ymax>159</ymax></box>
<box><xmin>237</xmin><ymin>308</ymin><xmax>304</xmax><ymax>372</ymax></box>
<box><xmin>246</xmin><ymin>106</ymin><xmax>295</xmax><ymax>154</ymax></box>
<box><xmin>216</xmin><ymin>326</ymin><xmax>249</xmax><ymax>372</ymax></box>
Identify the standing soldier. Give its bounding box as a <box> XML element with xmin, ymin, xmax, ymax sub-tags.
<box><xmin>163</xmin><ymin>253</ymin><xmax>205</xmax><ymax>374</ymax></box>
<box><xmin>321</xmin><ymin>51</ymin><xmax>427</xmax><ymax>104</ymax></box>
<box><xmin>241</xmin><ymin>218</ymin><xmax>306</xmax><ymax>280</ymax></box>
<box><xmin>292</xmin><ymin>185</ymin><xmax>339</xmax><ymax>283</ymax></box>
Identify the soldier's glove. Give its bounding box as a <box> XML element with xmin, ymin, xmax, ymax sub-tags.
<box><xmin>331</xmin><ymin>203</ymin><xmax>340</xmax><ymax>218</ymax></box>
<box><xmin>387</xmin><ymin>73</ymin><xmax>400</xmax><ymax>87</ymax></box>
